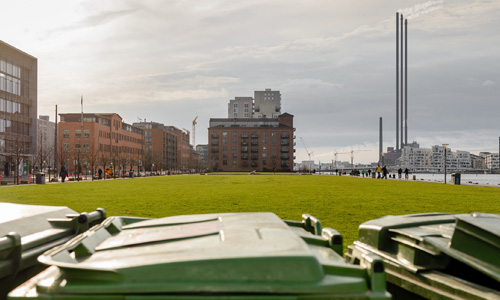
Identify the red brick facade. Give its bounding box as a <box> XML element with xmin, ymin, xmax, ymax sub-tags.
<box><xmin>58</xmin><ymin>113</ymin><xmax>144</xmax><ymax>175</ymax></box>
<box><xmin>208</xmin><ymin>113</ymin><xmax>295</xmax><ymax>172</ymax></box>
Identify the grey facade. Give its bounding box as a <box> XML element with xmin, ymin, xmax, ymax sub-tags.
<box><xmin>254</xmin><ymin>89</ymin><xmax>281</xmax><ymax>119</ymax></box>
<box><xmin>0</xmin><ymin>40</ymin><xmax>37</xmax><ymax>176</ymax></box>
<box><xmin>36</xmin><ymin>115</ymin><xmax>55</xmax><ymax>170</ymax></box>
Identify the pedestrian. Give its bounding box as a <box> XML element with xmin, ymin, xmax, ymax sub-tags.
<box><xmin>361</xmin><ymin>169</ymin><xmax>365</xmax><ymax>177</ymax></box>
<box><xmin>60</xmin><ymin>166</ymin><xmax>68</xmax><ymax>183</ymax></box>
<box><xmin>404</xmin><ymin>168</ymin><xmax>409</xmax><ymax>180</ymax></box>
<box><xmin>98</xmin><ymin>168</ymin><xmax>103</xmax><ymax>179</ymax></box>
<box><xmin>367</xmin><ymin>169</ymin><xmax>372</xmax><ymax>177</ymax></box>
<box><xmin>335</xmin><ymin>169</ymin><xmax>338</xmax><ymax>176</ymax></box>
<box><xmin>398</xmin><ymin>168</ymin><xmax>402</xmax><ymax>179</ymax></box>
<box><xmin>376</xmin><ymin>164</ymin><xmax>381</xmax><ymax>179</ymax></box>
<box><xmin>382</xmin><ymin>166</ymin><xmax>388</xmax><ymax>179</ymax></box>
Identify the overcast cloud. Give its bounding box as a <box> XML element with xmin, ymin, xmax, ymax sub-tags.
<box><xmin>2</xmin><ymin>0</ymin><xmax>499</xmax><ymax>163</ymax></box>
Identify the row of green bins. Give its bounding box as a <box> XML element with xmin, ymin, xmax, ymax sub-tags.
<box><xmin>10</xmin><ymin>213</ymin><xmax>391</xmax><ymax>299</ymax></box>
<box><xmin>0</xmin><ymin>203</ymin><xmax>106</xmax><ymax>300</ymax></box>
<box><xmin>345</xmin><ymin>212</ymin><xmax>500</xmax><ymax>300</ymax></box>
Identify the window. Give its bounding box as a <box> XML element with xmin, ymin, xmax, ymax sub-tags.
<box><xmin>75</xmin><ymin>129</ymin><xmax>81</xmax><ymax>138</ymax></box>
<box><xmin>63</xmin><ymin>143</ymin><xmax>69</xmax><ymax>153</ymax></box>
<box><xmin>233</xmin><ymin>160</ymin><xmax>237</xmax><ymax>166</ymax></box>
<box><xmin>232</xmin><ymin>146</ymin><xmax>237</xmax><ymax>151</ymax></box>
<box><xmin>75</xmin><ymin>143</ymin><xmax>81</xmax><ymax>153</ymax></box>
<box><xmin>271</xmin><ymin>132</ymin><xmax>276</xmax><ymax>137</ymax></box>
<box><xmin>232</xmin><ymin>132</ymin><xmax>237</xmax><ymax>137</ymax></box>
<box><xmin>84</xmin><ymin>129</ymin><xmax>90</xmax><ymax>138</ymax></box>
<box><xmin>223</xmin><ymin>160</ymin><xmax>228</xmax><ymax>165</ymax></box>
<box><xmin>262</xmin><ymin>153</ymin><xmax>267</xmax><ymax>158</ymax></box>
<box><xmin>233</xmin><ymin>153</ymin><xmax>237</xmax><ymax>158</ymax></box>
<box><xmin>262</xmin><ymin>146</ymin><xmax>267</xmax><ymax>151</ymax></box>
<box><xmin>222</xmin><ymin>132</ymin><xmax>228</xmax><ymax>137</ymax></box>
<box><xmin>83</xmin><ymin>143</ymin><xmax>90</xmax><ymax>153</ymax></box>
<box><xmin>63</xmin><ymin>130</ymin><xmax>69</xmax><ymax>138</ymax></box>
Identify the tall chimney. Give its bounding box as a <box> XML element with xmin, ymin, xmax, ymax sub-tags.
<box><xmin>396</xmin><ymin>12</ymin><xmax>399</xmax><ymax>151</ymax></box>
<box><xmin>400</xmin><ymin>14</ymin><xmax>404</xmax><ymax>149</ymax></box>
<box><xmin>405</xmin><ymin>19</ymin><xmax>408</xmax><ymax>146</ymax></box>
<box><xmin>379</xmin><ymin>117</ymin><xmax>383</xmax><ymax>163</ymax></box>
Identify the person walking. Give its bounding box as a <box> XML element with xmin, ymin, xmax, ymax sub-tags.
<box><xmin>382</xmin><ymin>166</ymin><xmax>388</xmax><ymax>179</ymax></box>
<box><xmin>98</xmin><ymin>168</ymin><xmax>103</xmax><ymax>180</ymax></box>
<box><xmin>60</xmin><ymin>166</ymin><xmax>68</xmax><ymax>183</ymax></box>
<box><xmin>367</xmin><ymin>169</ymin><xmax>372</xmax><ymax>177</ymax></box>
<box><xmin>376</xmin><ymin>164</ymin><xmax>381</xmax><ymax>179</ymax></box>
<box><xmin>404</xmin><ymin>168</ymin><xmax>409</xmax><ymax>180</ymax></box>
<box><xmin>398</xmin><ymin>168</ymin><xmax>402</xmax><ymax>179</ymax></box>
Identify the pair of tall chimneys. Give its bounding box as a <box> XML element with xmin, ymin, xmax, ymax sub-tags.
<box><xmin>379</xmin><ymin>13</ymin><xmax>408</xmax><ymax>163</ymax></box>
<box><xmin>396</xmin><ymin>12</ymin><xmax>408</xmax><ymax>151</ymax></box>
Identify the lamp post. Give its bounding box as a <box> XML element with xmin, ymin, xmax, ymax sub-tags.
<box><xmin>442</xmin><ymin>144</ymin><xmax>448</xmax><ymax>184</ymax></box>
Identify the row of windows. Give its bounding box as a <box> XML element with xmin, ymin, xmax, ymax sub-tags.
<box><xmin>0</xmin><ymin>118</ymin><xmax>29</xmax><ymax>135</ymax></box>
<box><xmin>62</xmin><ymin>128</ymin><xmax>143</xmax><ymax>144</ymax></box>
<box><xmin>0</xmin><ymin>74</ymin><xmax>24</xmax><ymax>96</ymax></box>
<box><xmin>212</xmin><ymin>131</ymin><xmax>281</xmax><ymax>138</ymax></box>
<box><xmin>0</xmin><ymin>138</ymin><xmax>30</xmax><ymax>153</ymax></box>
<box><xmin>0</xmin><ymin>60</ymin><xmax>21</xmax><ymax>77</ymax></box>
<box><xmin>0</xmin><ymin>98</ymin><xmax>28</xmax><ymax>115</ymax></box>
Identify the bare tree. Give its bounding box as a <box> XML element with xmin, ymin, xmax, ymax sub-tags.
<box><xmin>99</xmin><ymin>149</ymin><xmax>110</xmax><ymax>180</ymax></box>
<box><xmin>86</xmin><ymin>138</ymin><xmax>99</xmax><ymax>180</ymax></box>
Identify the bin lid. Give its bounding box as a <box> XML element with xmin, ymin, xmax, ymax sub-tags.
<box><xmin>0</xmin><ymin>203</ymin><xmax>77</xmax><ymax>238</ymax></box>
<box><xmin>357</xmin><ymin>212</ymin><xmax>500</xmax><ymax>281</ymax></box>
<box><xmin>29</xmin><ymin>212</ymin><xmax>386</xmax><ymax>297</ymax></box>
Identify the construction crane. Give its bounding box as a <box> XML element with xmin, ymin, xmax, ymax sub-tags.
<box><xmin>300</xmin><ymin>137</ymin><xmax>313</xmax><ymax>173</ymax></box>
<box><xmin>349</xmin><ymin>149</ymin><xmax>371</xmax><ymax>169</ymax></box>
<box><xmin>192</xmin><ymin>116</ymin><xmax>198</xmax><ymax>146</ymax></box>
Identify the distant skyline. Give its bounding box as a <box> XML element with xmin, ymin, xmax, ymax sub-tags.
<box><xmin>3</xmin><ymin>0</ymin><xmax>499</xmax><ymax>163</ymax></box>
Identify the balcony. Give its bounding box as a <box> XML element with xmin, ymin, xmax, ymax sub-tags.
<box><xmin>281</xmin><ymin>147</ymin><xmax>289</xmax><ymax>153</ymax></box>
<box><xmin>241</xmin><ymin>141</ymin><xmax>248</xmax><ymax>146</ymax></box>
<box><xmin>251</xmin><ymin>155</ymin><xmax>258</xmax><ymax>160</ymax></box>
<box><xmin>241</xmin><ymin>147</ymin><xmax>248</xmax><ymax>153</ymax></box>
<box><xmin>281</xmin><ymin>154</ymin><xmax>289</xmax><ymax>160</ymax></box>
<box><xmin>241</xmin><ymin>155</ymin><xmax>249</xmax><ymax>160</ymax></box>
<box><xmin>251</xmin><ymin>147</ymin><xmax>258</xmax><ymax>153</ymax></box>
<box><xmin>281</xmin><ymin>140</ymin><xmax>289</xmax><ymax>146</ymax></box>
<box><xmin>251</xmin><ymin>161</ymin><xmax>258</xmax><ymax>167</ymax></box>
<box><xmin>251</xmin><ymin>140</ymin><xmax>258</xmax><ymax>145</ymax></box>
<box><xmin>211</xmin><ymin>147</ymin><xmax>219</xmax><ymax>153</ymax></box>
<box><xmin>211</xmin><ymin>133</ymin><xmax>219</xmax><ymax>138</ymax></box>
<box><xmin>251</xmin><ymin>133</ymin><xmax>258</xmax><ymax>138</ymax></box>
<box><xmin>211</xmin><ymin>140</ymin><xmax>218</xmax><ymax>145</ymax></box>
<box><xmin>281</xmin><ymin>133</ymin><xmax>289</xmax><ymax>138</ymax></box>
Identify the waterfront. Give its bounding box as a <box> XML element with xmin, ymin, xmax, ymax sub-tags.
<box><xmin>410</xmin><ymin>173</ymin><xmax>500</xmax><ymax>185</ymax></box>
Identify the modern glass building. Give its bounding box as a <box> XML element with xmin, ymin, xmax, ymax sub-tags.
<box><xmin>0</xmin><ymin>40</ymin><xmax>37</xmax><ymax>176</ymax></box>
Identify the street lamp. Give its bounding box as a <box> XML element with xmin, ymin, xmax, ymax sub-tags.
<box><xmin>442</xmin><ymin>144</ymin><xmax>449</xmax><ymax>184</ymax></box>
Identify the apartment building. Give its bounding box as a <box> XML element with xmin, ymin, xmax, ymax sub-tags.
<box><xmin>208</xmin><ymin>113</ymin><xmax>295</xmax><ymax>172</ymax></box>
<box><xmin>0</xmin><ymin>40</ymin><xmax>38</xmax><ymax>176</ymax></box>
<box><xmin>133</xmin><ymin>122</ymin><xmax>178</xmax><ymax>171</ymax></box>
<box><xmin>58</xmin><ymin>113</ymin><xmax>144</xmax><ymax>174</ymax></box>
<box><xmin>483</xmin><ymin>153</ymin><xmax>499</xmax><ymax>170</ymax></box>
<box><xmin>227</xmin><ymin>89</ymin><xmax>282</xmax><ymax>119</ymax></box>
<box><xmin>254</xmin><ymin>89</ymin><xmax>281</xmax><ymax>118</ymax></box>
<box><xmin>398</xmin><ymin>143</ymin><xmax>472</xmax><ymax>171</ymax></box>
<box><xmin>228</xmin><ymin>97</ymin><xmax>253</xmax><ymax>119</ymax></box>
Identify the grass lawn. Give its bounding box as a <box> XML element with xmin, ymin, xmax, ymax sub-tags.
<box><xmin>2</xmin><ymin>174</ymin><xmax>499</xmax><ymax>252</ymax></box>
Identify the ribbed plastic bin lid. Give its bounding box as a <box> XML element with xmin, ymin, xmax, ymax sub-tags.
<box><xmin>10</xmin><ymin>212</ymin><xmax>390</xmax><ymax>299</ymax></box>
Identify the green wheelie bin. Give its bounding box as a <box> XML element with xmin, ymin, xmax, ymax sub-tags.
<box><xmin>0</xmin><ymin>203</ymin><xmax>106</xmax><ymax>300</ymax></box>
<box><xmin>10</xmin><ymin>213</ymin><xmax>391</xmax><ymax>299</ymax></box>
<box><xmin>346</xmin><ymin>212</ymin><xmax>500</xmax><ymax>300</ymax></box>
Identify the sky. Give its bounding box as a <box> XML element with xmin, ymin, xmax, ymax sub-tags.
<box><xmin>2</xmin><ymin>0</ymin><xmax>499</xmax><ymax>164</ymax></box>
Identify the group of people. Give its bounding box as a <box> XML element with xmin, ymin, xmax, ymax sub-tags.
<box><xmin>335</xmin><ymin>166</ymin><xmax>410</xmax><ymax>180</ymax></box>
<box><xmin>374</xmin><ymin>165</ymin><xmax>410</xmax><ymax>179</ymax></box>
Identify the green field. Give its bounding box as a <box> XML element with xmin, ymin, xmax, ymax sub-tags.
<box><xmin>2</xmin><ymin>174</ymin><xmax>499</xmax><ymax>251</ymax></box>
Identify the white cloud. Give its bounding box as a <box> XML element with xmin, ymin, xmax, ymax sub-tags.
<box><xmin>482</xmin><ymin>80</ymin><xmax>495</xmax><ymax>87</ymax></box>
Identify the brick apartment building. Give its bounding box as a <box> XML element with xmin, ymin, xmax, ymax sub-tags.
<box><xmin>208</xmin><ymin>113</ymin><xmax>295</xmax><ymax>172</ymax></box>
<box><xmin>132</xmin><ymin>122</ymin><xmax>179</xmax><ymax>171</ymax></box>
<box><xmin>58</xmin><ymin>113</ymin><xmax>144</xmax><ymax>175</ymax></box>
